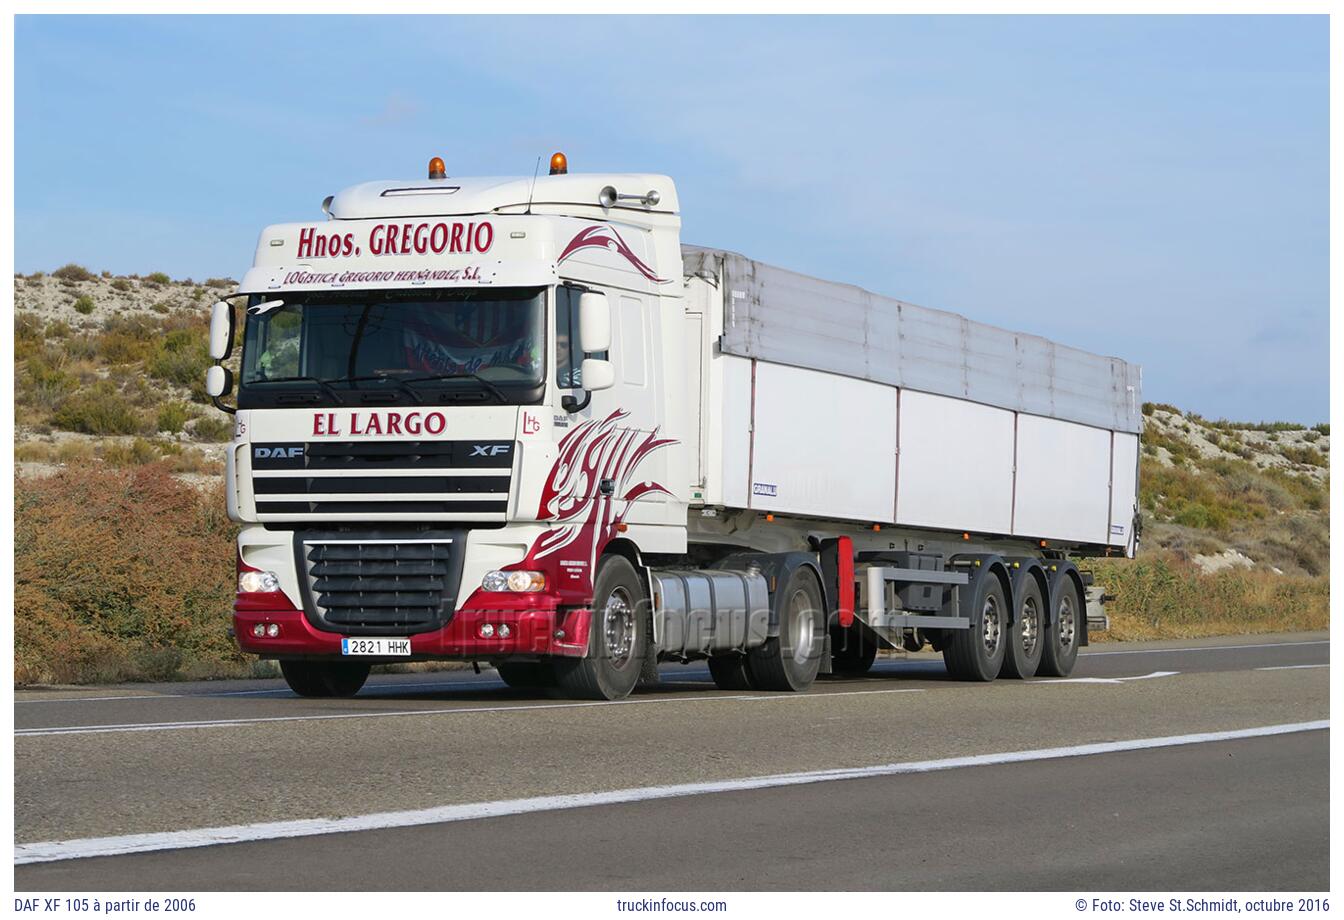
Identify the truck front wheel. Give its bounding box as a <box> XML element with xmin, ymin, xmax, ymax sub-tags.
<box><xmin>554</xmin><ymin>555</ymin><xmax>649</xmax><ymax>701</ymax></box>
<box><xmin>279</xmin><ymin>660</ymin><xmax>370</xmax><ymax>698</ymax></box>
<box><xmin>495</xmin><ymin>661</ymin><xmax>557</xmax><ymax>690</ymax></box>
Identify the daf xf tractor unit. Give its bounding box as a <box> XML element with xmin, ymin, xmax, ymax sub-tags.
<box><xmin>207</xmin><ymin>153</ymin><xmax>1142</xmax><ymax>701</ymax></box>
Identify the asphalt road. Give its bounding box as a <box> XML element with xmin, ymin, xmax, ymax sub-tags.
<box><xmin>14</xmin><ymin>632</ymin><xmax>1330</xmax><ymax>891</ymax></box>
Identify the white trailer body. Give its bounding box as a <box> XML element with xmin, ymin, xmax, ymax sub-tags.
<box><xmin>212</xmin><ymin>160</ymin><xmax>1141</xmax><ymax>701</ymax></box>
<box><xmin>683</xmin><ymin>247</ymin><xmax>1141</xmax><ymax>554</ymax></box>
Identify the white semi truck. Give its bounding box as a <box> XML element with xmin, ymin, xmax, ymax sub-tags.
<box><xmin>207</xmin><ymin>153</ymin><xmax>1142</xmax><ymax>701</ymax></box>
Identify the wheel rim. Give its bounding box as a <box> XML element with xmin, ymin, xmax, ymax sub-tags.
<box><xmin>1021</xmin><ymin>596</ymin><xmax>1040</xmax><ymax>657</ymax></box>
<box><xmin>602</xmin><ymin>586</ymin><xmax>635</xmax><ymax>666</ymax></box>
<box><xmin>1057</xmin><ymin>595</ymin><xmax>1076</xmax><ymax>650</ymax></box>
<box><xmin>787</xmin><ymin>588</ymin><xmax>819</xmax><ymax>666</ymax></box>
<box><xmin>982</xmin><ymin>593</ymin><xmax>1002</xmax><ymax>656</ymax></box>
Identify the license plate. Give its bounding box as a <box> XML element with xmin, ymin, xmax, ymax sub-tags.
<box><xmin>341</xmin><ymin>637</ymin><xmax>411</xmax><ymax>657</ymax></box>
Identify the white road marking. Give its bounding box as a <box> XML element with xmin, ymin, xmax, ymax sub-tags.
<box><xmin>15</xmin><ymin>687</ymin><xmax>924</xmax><ymax>738</ymax></box>
<box><xmin>1081</xmin><ymin>640</ymin><xmax>1328</xmax><ymax>657</ymax></box>
<box><xmin>1030</xmin><ymin>670</ymin><xmax>1180</xmax><ymax>685</ymax></box>
<box><xmin>1255</xmin><ymin>664</ymin><xmax>1329</xmax><ymax>671</ymax></box>
<box><xmin>13</xmin><ymin>678</ymin><xmax>510</xmax><ymax>704</ymax></box>
<box><xmin>14</xmin><ymin>720</ymin><xmax>1327</xmax><ymax>866</ymax></box>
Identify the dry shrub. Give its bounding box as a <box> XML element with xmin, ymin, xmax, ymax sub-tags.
<box><xmin>1092</xmin><ymin>551</ymin><xmax>1328</xmax><ymax>641</ymax></box>
<box><xmin>15</xmin><ymin>465</ymin><xmax>242</xmax><ymax>684</ymax></box>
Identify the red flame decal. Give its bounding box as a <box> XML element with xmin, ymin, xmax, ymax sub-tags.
<box><xmin>557</xmin><ymin>225</ymin><xmax>668</xmax><ymax>283</ymax></box>
<box><xmin>530</xmin><ymin>409</ymin><xmax>675</xmax><ymax>572</ymax></box>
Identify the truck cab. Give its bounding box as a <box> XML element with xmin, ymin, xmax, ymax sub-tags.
<box><xmin>214</xmin><ymin>157</ymin><xmax>694</xmax><ymax>698</ymax></box>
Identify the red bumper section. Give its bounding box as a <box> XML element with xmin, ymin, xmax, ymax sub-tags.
<box><xmin>233</xmin><ymin>569</ymin><xmax>591</xmax><ymax>660</ymax></box>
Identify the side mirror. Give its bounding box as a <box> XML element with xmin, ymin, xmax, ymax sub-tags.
<box><xmin>578</xmin><ymin>291</ymin><xmax>611</xmax><ymax>353</ymax></box>
<box><xmin>580</xmin><ymin>358</ymin><xmax>615</xmax><ymax>392</ymax></box>
<box><xmin>209</xmin><ymin>301</ymin><xmax>235</xmax><ymax>361</ymax></box>
<box><xmin>205</xmin><ymin>365</ymin><xmax>234</xmax><ymax>399</ymax></box>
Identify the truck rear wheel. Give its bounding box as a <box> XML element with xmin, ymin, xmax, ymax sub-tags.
<box><xmin>279</xmin><ymin>660</ymin><xmax>370</xmax><ymax>698</ymax></box>
<box><xmin>828</xmin><ymin>622</ymin><xmax>877</xmax><ymax>676</ymax></box>
<box><xmin>747</xmin><ymin>567</ymin><xmax>824</xmax><ymax>692</ymax></box>
<box><xmin>1000</xmin><ymin>577</ymin><xmax>1044</xmax><ymax>679</ymax></box>
<box><xmin>1039</xmin><ymin>574</ymin><xmax>1082</xmax><ymax>677</ymax></box>
<box><xmin>942</xmin><ymin>572</ymin><xmax>1007</xmax><ymax>681</ymax></box>
<box><xmin>495</xmin><ymin>661</ymin><xmax>556</xmax><ymax>689</ymax></box>
<box><xmin>708</xmin><ymin>654</ymin><xmax>756</xmax><ymax>690</ymax></box>
<box><xmin>553</xmin><ymin>555</ymin><xmax>648</xmax><ymax>701</ymax></box>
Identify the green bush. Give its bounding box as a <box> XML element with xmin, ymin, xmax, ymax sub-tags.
<box><xmin>44</xmin><ymin>319</ymin><xmax>72</xmax><ymax>339</ymax></box>
<box><xmin>110</xmin><ymin>278</ymin><xmax>132</xmax><ymax>292</ymax></box>
<box><xmin>147</xmin><ymin>326</ymin><xmax>211</xmax><ymax>390</ymax></box>
<box><xmin>156</xmin><ymin>401</ymin><xmax>195</xmax><ymax>434</ymax></box>
<box><xmin>191</xmin><ymin>414</ymin><xmax>233</xmax><ymax>442</ymax></box>
<box><xmin>146</xmin><ymin>271</ymin><xmax>172</xmax><ymax>285</ymax></box>
<box><xmin>1279</xmin><ymin>445</ymin><xmax>1327</xmax><ymax>468</ymax></box>
<box><xmin>73</xmin><ymin>295</ymin><xmax>95</xmax><ymax>315</ymax></box>
<box><xmin>53</xmin><ymin>263</ymin><xmax>96</xmax><ymax>283</ymax></box>
<box><xmin>52</xmin><ymin>384</ymin><xmax>145</xmax><ymax>435</ymax></box>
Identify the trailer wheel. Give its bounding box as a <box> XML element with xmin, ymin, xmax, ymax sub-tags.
<box><xmin>495</xmin><ymin>661</ymin><xmax>557</xmax><ymax>689</ymax></box>
<box><xmin>708</xmin><ymin>654</ymin><xmax>756</xmax><ymax>690</ymax></box>
<box><xmin>553</xmin><ymin>555</ymin><xmax>648</xmax><ymax>701</ymax></box>
<box><xmin>1039</xmin><ymin>574</ymin><xmax>1082</xmax><ymax>677</ymax></box>
<box><xmin>747</xmin><ymin>566</ymin><xmax>825</xmax><ymax>692</ymax></box>
<box><xmin>942</xmin><ymin>572</ymin><xmax>1007</xmax><ymax>681</ymax></box>
<box><xmin>828</xmin><ymin>622</ymin><xmax>877</xmax><ymax>676</ymax></box>
<box><xmin>1000</xmin><ymin>577</ymin><xmax>1044</xmax><ymax>679</ymax></box>
<box><xmin>279</xmin><ymin>660</ymin><xmax>370</xmax><ymax>698</ymax></box>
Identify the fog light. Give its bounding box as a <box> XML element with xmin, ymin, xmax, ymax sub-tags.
<box><xmin>479</xmin><ymin>623</ymin><xmax>495</xmax><ymax>638</ymax></box>
<box><xmin>251</xmin><ymin>623</ymin><xmax>266</xmax><ymax>638</ymax></box>
<box><xmin>266</xmin><ymin>623</ymin><xmax>280</xmax><ymax>638</ymax></box>
<box><xmin>239</xmin><ymin>570</ymin><xmax>281</xmax><ymax>593</ymax></box>
<box><xmin>498</xmin><ymin>623</ymin><xmax>512</xmax><ymax>639</ymax></box>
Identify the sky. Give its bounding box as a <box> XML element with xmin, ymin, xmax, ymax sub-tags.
<box><xmin>14</xmin><ymin>15</ymin><xmax>1329</xmax><ymax>423</ymax></box>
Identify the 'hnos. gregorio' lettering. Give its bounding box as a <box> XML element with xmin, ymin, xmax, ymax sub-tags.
<box><xmin>296</xmin><ymin>222</ymin><xmax>494</xmax><ymax>260</ymax></box>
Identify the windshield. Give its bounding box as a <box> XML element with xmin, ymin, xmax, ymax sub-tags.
<box><xmin>238</xmin><ymin>287</ymin><xmax>545</xmax><ymax>409</ymax></box>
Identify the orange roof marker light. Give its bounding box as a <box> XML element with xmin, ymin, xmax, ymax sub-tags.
<box><xmin>549</xmin><ymin>151</ymin><xmax>568</xmax><ymax>175</ymax></box>
<box><xmin>428</xmin><ymin>157</ymin><xmax>446</xmax><ymax>180</ymax></box>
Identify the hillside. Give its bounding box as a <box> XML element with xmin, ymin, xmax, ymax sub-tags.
<box><xmin>11</xmin><ymin>266</ymin><xmax>1331</xmax><ymax>683</ymax></box>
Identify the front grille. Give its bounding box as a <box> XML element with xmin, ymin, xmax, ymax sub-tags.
<box><xmin>296</xmin><ymin>533</ymin><xmax>466</xmax><ymax>635</ymax></box>
<box><xmin>252</xmin><ymin>440</ymin><xmax>513</xmax><ymax>520</ymax></box>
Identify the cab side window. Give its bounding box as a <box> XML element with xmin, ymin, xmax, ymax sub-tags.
<box><xmin>555</xmin><ymin>285</ymin><xmax>608</xmax><ymax>389</ymax></box>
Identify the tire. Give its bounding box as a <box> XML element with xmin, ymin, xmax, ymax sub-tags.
<box><xmin>828</xmin><ymin>622</ymin><xmax>877</xmax><ymax>676</ymax></box>
<box><xmin>747</xmin><ymin>566</ymin><xmax>825</xmax><ymax>692</ymax></box>
<box><xmin>1000</xmin><ymin>576</ymin><xmax>1044</xmax><ymax>679</ymax></box>
<box><xmin>942</xmin><ymin>571</ymin><xmax>1008</xmax><ymax>681</ymax></box>
<box><xmin>495</xmin><ymin>661</ymin><xmax>556</xmax><ymax>689</ymax></box>
<box><xmin>708</xmin><ymin>654</ymin><xmax>756</xmax><ymax>690</ymax></box>
<box><xmin>1039</xmin><ymin>573</ymin><xmax>1082</xmax><ymax>678</ymax></box>
<box><xmin>553</xmin><ymin>555</ymin><xmax>649</xmax><ymax>701</ymax></box>
<box><xmin>280</xmin><ymin>660</ymin><xmax>370</xmax><ymax>698</ymax></box>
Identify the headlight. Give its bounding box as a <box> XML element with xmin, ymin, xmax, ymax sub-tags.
<box><xmin>481</xmin><ymin>570</ymin><xmax>546</xmax><ymax>592</ymax></box>
<box><xmin>238</xmin><ymin>570</ymin><xmax>281</xmax><ymax>593</ymax></box>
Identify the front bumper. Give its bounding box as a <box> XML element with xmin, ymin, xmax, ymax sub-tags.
<box><xmin>233</xmin><ymin>590</ymin><xmax>592</xmax><ymax>660</ymax></box>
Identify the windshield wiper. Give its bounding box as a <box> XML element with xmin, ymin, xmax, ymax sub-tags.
<box><xmin>403</xmin><ymin>372</ymin><xmax>508</xmax><ymax>404</ymax></box>
<box><xmin>338</xmin><ymin>374</ymin><xmax>424</xmax><ymax>405</ymax></box>
<box><xmin>255</xmin><ymin>375</ymin><xmax>346</xmax><ymax>402</ymax></box>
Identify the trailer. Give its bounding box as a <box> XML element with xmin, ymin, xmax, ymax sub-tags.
<box><xmin>206</xmin><ymin>153</ymin><xmax>1141</xmax><ymax>700</ymax></box>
